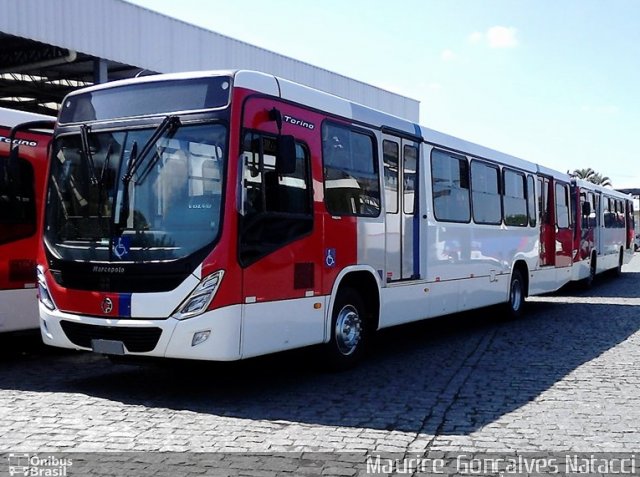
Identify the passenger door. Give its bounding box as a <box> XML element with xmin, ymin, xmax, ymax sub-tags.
<box><xmin>383</xmin><ymin>134</ymin><xmax>420</xmax><ymax>282</ymax></box>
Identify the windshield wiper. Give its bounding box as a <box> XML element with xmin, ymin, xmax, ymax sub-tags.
<box><xmin>115</xmin><ymin>115</ymin><xmax>180</xmax><ymax>236</ymax></box>
<box><xmin>80</xmin><ymin>124</ymin><xmax>99</xmax><ymax>186</ymax></box>
<box><xmin>97</xmin><ymin>141</ymin><xmax>113</xmax><ymax>220</ymax></box>
<box><xmin>137</xmin><ymin>116</ymin><xmax>182</xmax><ymax>185</ymax></box>
<box><xmin>121</xmin><ymin>115</ymin><xmax>181</xmax><ymax>187</ymax></box>
<box><xmin>115</xmin><ymin>141</ymin><xmax>137</xmax><ymax>235</ymax></box>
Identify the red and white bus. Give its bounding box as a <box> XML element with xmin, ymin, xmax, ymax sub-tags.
<box><xmin>572</xmin><ymin>179</ymin><xmax>635</xmax><ymax>286</ymax></box>
<box><xmin>36</xmin><ymin>70</ymin><xmax>633</xmax><ymax>365</ymax></box>
<box><xmin>0</xmin><ymin>107</ymin><xmax>53</xmax><ymax>333</ymax></box>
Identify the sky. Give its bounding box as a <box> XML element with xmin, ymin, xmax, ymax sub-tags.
<box><xmin>128</xmin><ymin>0</ymin><xmax>640</xmax><ymax>189</ymax></box>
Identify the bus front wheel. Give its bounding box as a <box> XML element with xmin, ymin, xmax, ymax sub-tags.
<box><xmin>325</xmin><ymin>287</ymin><xmax>368</xmax><ymax>369</ymax></box>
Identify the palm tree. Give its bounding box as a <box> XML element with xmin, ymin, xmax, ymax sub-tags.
<box><xmin>570</xmin><ymin>168</ymin><xmax>612</xmax><ymax>187</ymax></box>
<box><xmin>589</xmin><ymin>172</ymin><xmax>612</xmax><ymax>187</ymax></box>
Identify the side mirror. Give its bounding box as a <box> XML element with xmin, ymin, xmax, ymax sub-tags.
<box><xmin>276</xmin><ymin>135</ymin><xmax>296</xmax><ymax>175</ymax></box>
<box><xmin>582</xmin><ymin>201</ymin><xmax>591</xmax><ymax>216</ymax></box>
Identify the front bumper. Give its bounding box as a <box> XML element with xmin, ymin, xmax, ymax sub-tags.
<box><xmin>39</xmin><ymin>303</ymin><xmax>242</xmax><ymax>361</ymax></box>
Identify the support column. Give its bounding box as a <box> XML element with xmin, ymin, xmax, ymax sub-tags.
<box><xmin>93</xmin><ymin>58</ymin><xmax>108</xmax><ymax>84</ymax></box>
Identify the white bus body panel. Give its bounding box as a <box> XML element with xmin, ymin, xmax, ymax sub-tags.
<box><xmin>572</xmin><ymin>257</ymin><xmax>592</xmax><ymax>282</ymax></box>
<box><xmin>357</xmin><ymin>218</ymin><xmax>385</xmax><ymax>276</ymax></box>
<box><xmin>241</xmin><ymin>296</ymin><xmax>326</xmax><ymax>359</ymax></box>
<box><xmin>130</xmin><ymin>273</ymin><xmax>200</xmax><ymax>318</ymax></box>
<box><xmin>0</xmin><ymin>288</ymin><xmax>39</xmax><ymax>333</ymax></box>
<box><xmin>530</xmin><ymin>266</ymin><xmax>571</xmax><ymax>295</ymax></box>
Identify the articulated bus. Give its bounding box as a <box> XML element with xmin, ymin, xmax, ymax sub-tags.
<box><xmin>35</xmin><ymin>70</ymin><xmax>634</xmax><ymax>366</ymax></box>
<box><xmin>0</xmin><ymin>107</ymin><xmax>53</xmax><ymax>333</ymax></box>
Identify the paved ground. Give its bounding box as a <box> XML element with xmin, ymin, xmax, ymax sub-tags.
<box><xmin>1</xmin><ymin>256</ymin><xmax>639</xmax><ymax>475</ymax></box>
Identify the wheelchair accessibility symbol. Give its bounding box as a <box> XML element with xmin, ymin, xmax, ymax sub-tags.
<box><xmin>112</xmin><ymin>236</ymin><xmax>131</xmax><ymax>260</ymax></box>
<box><xmin>325</xmin><ymin>248</ymin><xmax>336</xmax><ymax>268</ymax></box>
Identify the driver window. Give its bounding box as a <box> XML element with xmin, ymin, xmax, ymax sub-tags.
<box><xmin>239</xmin><ymin>131</ymin><xmax>312</xmax><ymax>266</ymax></box>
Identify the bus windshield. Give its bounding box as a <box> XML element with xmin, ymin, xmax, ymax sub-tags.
<box><xmin>45</xmin><ymin>122</ymin><xmax>226</xmax><ymax>263</ymax></box>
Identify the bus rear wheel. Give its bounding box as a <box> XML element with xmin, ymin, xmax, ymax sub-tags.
<box><xmin>583</xmin><ymin>256</ymin><xmax>596</xmax><ymax>289</ymax></box>
<box><xmin>504</xmin><ymin>269</ymin><xmax>525</xmax><ymax>319</ymax></box>
<box><xmin>325</xmin><ymin>287</ymin><xmax>368</xmax><ymax>370</ymax></box>
<box><xmin>614</xmin><ymin>249</ymin><xmax>624</xmax><ymax>277</ymax></box>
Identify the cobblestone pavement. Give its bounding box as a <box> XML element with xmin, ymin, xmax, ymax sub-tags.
<box><xmin>1</xmin><ymin>256</ymin><xmax>639</xmax><ymax>475</ymax></box>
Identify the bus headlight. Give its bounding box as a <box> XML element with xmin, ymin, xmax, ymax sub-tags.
<box><xmin>37</xmin><ymin>266</ymin><xmax>57</xmax><ymax>311</ymax></box>
<box><xmin>175</xmin><ymin>270</ymin><xmax>224</xmax><ymax>320</ymax></box>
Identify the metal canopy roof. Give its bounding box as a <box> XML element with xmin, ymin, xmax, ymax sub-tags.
<box><xmin>0</xmin><ymin>0</ymin><xmax>419</xmax><ymax>121</ymax></box>
<box><xmin>0</xmin><ymin>32</ymin><xmax>149</xmax><ymax>116</ymax></box>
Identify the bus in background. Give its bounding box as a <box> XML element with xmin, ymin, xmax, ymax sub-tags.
<box><xmin>35</xmin><ymin>70</ymin><xmax>633</xmax><ymax>367</ymax></box>
<box><xmin>0</xmin><ymin>107</ymin><xmax>54</xmax><ymax>333</ymax></box>
<box><xmin>572</xmin><ymin>179</ymin><xmax>635</xmax><ymax>286</ymax></box>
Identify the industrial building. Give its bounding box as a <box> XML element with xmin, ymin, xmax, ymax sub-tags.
<box><xmin>0</xmin><ymin>0</ymin><xmax>419</xmax><ymax>120</ymax></box>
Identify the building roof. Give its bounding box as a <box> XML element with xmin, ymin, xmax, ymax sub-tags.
<box><xmin>0</xmin><ymin>0</ymin><xmax>419</xmax><ymax>120</ymax></box>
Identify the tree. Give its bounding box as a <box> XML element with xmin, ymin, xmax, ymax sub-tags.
<box><xmin>570</xmin><ymin>168</ymin><xmax>612</xmax><ymax>187</ymax></box>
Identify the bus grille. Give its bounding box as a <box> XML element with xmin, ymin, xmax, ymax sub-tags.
<box><xmin>60</xmin><ymin>321</ymin><xmax>162</xmax><ymax>353</ymax></box>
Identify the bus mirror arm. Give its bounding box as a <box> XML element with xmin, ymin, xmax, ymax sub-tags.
<box><xmin>268</xmin><ymin>107</ymin><xmax>297</xmax><ymax>175</ymax></box>
<box><xmin>5</xmin><ymin>119</ymin><xmax>56</xmax><ymax>199</ymax></box>
<box><xmin>276</xmin><ymin>134</ymin><xmax>297</xmax><ymax>175</ymax></box>
<box><xmin>269</xmin><ymin>107</ymin><xmax>283</xmax><ymax>132</ymax></box>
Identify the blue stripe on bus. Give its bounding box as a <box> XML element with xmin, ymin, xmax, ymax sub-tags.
<box><xmin>119</xmin><ymin>294</ymin><xmax>132</xmax><ymax>317</ymax></box>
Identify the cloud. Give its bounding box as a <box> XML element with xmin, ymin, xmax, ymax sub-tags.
<box><xmin>487</xmin><ymin>26</ymin><xmax>519</xmax><ymax>48</ymax></box>
<box><xmin>469</xmin><ymin>26</ymin><xmax>519</xmax><ymax>48</ymax></box>
<box><xmin>441</xmin><ymin>49</ymin><xmax>456</xmax><ymax>61</ymax></box>
<box><xmin>469</xmin><ymin>31</ymin><xmax>484</xmax><ymax>44</ymax></box>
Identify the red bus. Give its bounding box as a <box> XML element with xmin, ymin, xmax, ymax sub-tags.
<box><xmin>0</xmin><ymin>107</ymin><xmax>53</xmax><ymax>333</ymax></box>
<box><xmin>36</xmin><ymin>71</ymin><xmax>633</xmax><ymax>366</ymax></box>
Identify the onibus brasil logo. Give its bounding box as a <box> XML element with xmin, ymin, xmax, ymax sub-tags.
<box><xmin>7</xmin><ymin>454</ymin><xmax>72</xmax><ymax>476</ymax></box>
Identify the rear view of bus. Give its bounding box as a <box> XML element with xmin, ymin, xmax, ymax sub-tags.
<box><xmin>0</xmin><ymin>107</ymin><xmax>52</xmax><ymax>333</ymax></box>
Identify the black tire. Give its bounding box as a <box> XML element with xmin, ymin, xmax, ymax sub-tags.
<box><xmin>582</xmin><ymin>256</ymin><xmax>596</xmax><ymax>289</ymax></box>
<box><xmin>504</xmin><ymin>269</ymin><xmax>525</xmax><ymax>319</ymax></box>
<box><xmin>613</xmin><ymin>250</ymin><xmax>624</xmax><ymax>277</ymax></box>
<box><xmin>324</xmin><ymin>287</ymin><xmax>369</xmax><ymax>370</ymax></box>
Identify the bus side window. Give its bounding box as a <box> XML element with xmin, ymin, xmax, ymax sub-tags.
<box><xmin>431</xmin><ymin>149</ymin><xmax>470</xmax><ymax>223</ymax></box>
<box><xmin>383</xmin><ymin>140</ymin><xmax>399</xmax><ymax>214</ymax></box>
<box><xmin>503</xmin><ymin>169</ymin><xmax>527</xmax><ymax>227</ymax></box>
<box><xmin>527</xmin><ymin>174</ymin><xmax>536</xmax><ymax>227</ymax></box>
<box><xmin>603</xmin><ymin>197</ymin><xmax>612</xmax><ymax>228</ymax></box>
<box><xmin>470</xmin><ymin>160</ymin><xmax>501</xmax><ymax>225</ymax></box>
<box><xmin>322</xmin><ymin>122</ymin><xmax>380</xmax><ymax>217</ymax></box>
<box><xmin>555</xmin><ymin>183</ymin><xmax>570</xmax><ymax>229</ymax></box>
<box><xmin>580</xmin><ymin>192</ymin><xmax>588</xmax><ymax>229</ymax></box>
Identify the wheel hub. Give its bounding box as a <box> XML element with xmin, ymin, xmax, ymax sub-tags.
<box><xmin>335</xmin><ymin>305</ymin><xmax>362</xmax><ymax>356</ymax></box>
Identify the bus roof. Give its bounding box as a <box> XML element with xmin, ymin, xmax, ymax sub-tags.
<box><xmin>60</xmin><ymin>69</ymin><xmax>576</xmax><ymax>180</ymax></box>
<box><xmin>0</xmin><ymin>107</ymin><xmax>53</xmax><ymax>129</ymax></box>
<box><xmin>574</xmin><ymin>178</ymin><xmax>632</xmax><ymax>199</ymax></box>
